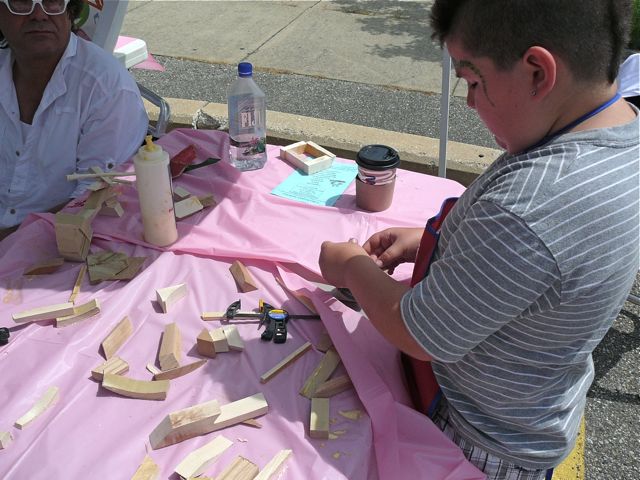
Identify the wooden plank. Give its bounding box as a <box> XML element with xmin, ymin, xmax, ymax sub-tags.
<box><xmin>173</xmin><ymin>186</ymin><xmax>191</xmax><ymax>199</ymax></box>
<box><xmin>15</xmin><ymin>386</ymin><xmax>59</xmax><ymax>430</ymax></box>
<box><xmin>254</xmin><ymin>449</ymin><xmax>293</xmax><ymax>480</ymax></box>
<box><xmin>13</xmin><ymin>302</ymin><xmax>75</xmax><ymax>324</ymax></box>
<box><xmin>91</xmin><ymin>356</ymin><xmax>129</xmax><ymax>381</ymax></box>
<box><xmin>55</xmin><ymin>298</ymin><xmax>100</xmax><ymax>328</ymax></box>
<box><xmin>174</xmin><ymin>435</ymin><xmax>233</xmax><ymax>479</ymax></box>
<box><xmin>101</xmin><ymin>374</ymin><xmax>169</xmax><ymax>401</ymax></box>
<box><xmin>153</xmin><ymin>359</ymin><xmax>207</xmax><ymax>381</ymax></box>
<box><xmin>68</xmin><ymin>264</ymin><xmax>87</xmax><ymax>303</ymax></box>
<box><xmin>23</xmin><ymin>257</ymin><xmax>64</xmax><ymax>275</ymax></box>
<box><xmin>299</xmin><ymin>348</ymin><xmax>341</xmax><ymax>398</ymax></box>
<box><xmin>159</xmin><ymin>322</ymin><xmax>181</xmax><ymax>370</ymax></box>
<box><xmin>260</xmin><ymin>342</ymin><xmax>312</xmax><ymax>383</ymax></box>
<box><xmin>156</xmin><ymin>283</ymin><xmax>187</xmax><ymax>313</ymax></box>
<box><xmin>101</xmin><ymin>315</ymin><xmax>134</xmax><ymax>359</ymax></box>
<box><xmin>201</xmin><ymin>311</ymin><xmax>228</xmax><ymax>321</ymax></box>
<box><xmin>197</xmin><ymin>328</ymin><xmax>216</xmax><ymax>358</ymax></box>
<box><xmin>174</xmin><ymin>196</ymin><xmax>204</xmax><ymax>219</ymax></box>
<box><xmin>131</xmin><ymin>455</ymin><xmax>160</xmax><ymax>480</ymax></box>
<box><xmin>313</xmin><ymin>374</ymin><xmax>353</xmax><ymax>398</ymax></box>
<box><xmin>222</xmin><ymin>325</ymin><xmax>244</xmax><ymax>351</ymax></box>
<box><xmin>0</xmin><ymin>431</ymin><xmax>13</xmax><ymax>450</ymax></box>
<box><xmin>229</xmin><ymin>260</ymin><xmax>258</xmax><ymax>293</ymax></box>
<box><xmin>309</xmin><ymin>397</ymin><xmax>330</xmax><ymax>439</ymax></box>
<box><xmin>150</xmin><ymin>393</ymin><xmax>267</xmax><ymax>450</ymax></box>
<box><xmin>213</xmin><ymin>456</ymin><xmax>259</xmax><ymax>480</ymax></box>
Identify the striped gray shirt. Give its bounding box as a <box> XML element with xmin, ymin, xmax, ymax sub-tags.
<box><xmin>401</xmin><ymin>116</ymin><xmax>639</xmax><ymax>469</ymax></box>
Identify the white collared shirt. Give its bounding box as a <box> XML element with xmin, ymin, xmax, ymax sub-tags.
<box><xmin>0</xmin><ymin>33</ymin><xmax>148</xmax><ymax>228</ymax></box>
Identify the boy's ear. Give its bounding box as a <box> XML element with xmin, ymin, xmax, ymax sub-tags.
<box><xmin>522</xmin><ymin>46</ymin><xmax>557</xmax><ymax>98</ymax></box>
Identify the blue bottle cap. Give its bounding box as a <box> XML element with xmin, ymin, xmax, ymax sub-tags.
<box><xmin>238</xmin><ymin>62</ymin><xmax>253</xmax><ymax>77</ymax></box>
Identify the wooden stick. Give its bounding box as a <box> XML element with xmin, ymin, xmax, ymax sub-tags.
<box><xmin>309</xmin><ymin>397</ymin><xmax>330</xmax><ymax>439</ymax></box>
<box><xmin>15</xmin><ymin>386</ymin><xmax>59</xmax><ymax>429</ymax></box>
<box><xmin>254</xmin><ymin>449</ymin><xmax>293</xmax><ymax>480</ymax></box>
<box><xmin>100</xmin><ymin>315</ymin><xmax>133</xmax><ymax>360</ymax></box>
<box><xmin>153</xmin><ymin>359</ymin><xmax>207</xmax><ymax>381</ymax></box>
<box><xmin>13</xmin><ymin>302</ymin><xmax>75</xmax><ymax>324</ymax></box>
<box><xmin>260</xmin><ymin>342</ymin><xmax>312</xmax><ymax>383</ymax></box>
<box><xmin>68</xmin><ymin>264</ymin><xmax>87</xmax><ymax>303</ymax></box>
<box><xmin>101</xmin><ymin>374</ymin><xmax>169</xmax><ymax>401</ymax></box>
<box><xmin>66</xmin><ymin>171</ymin><xmax>136</xmax><ymax>181</ymax></box>
<box><xmin>174</xmin><ymin>435</ymin><xmax>233</xmax><ymax>479</ymax></box>
<box><xmin>314</xmin><ymin>374</ymin><xmax>353</xmax><ymax>398</ymax></box>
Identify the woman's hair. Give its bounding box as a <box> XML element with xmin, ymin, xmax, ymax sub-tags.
<box><xmin>430</xmin><ymin>0</ymin><xmax>633</xmax><ymax>83</ymax></box>
<box><xmin>1</xmin><ymin>0</ymin><xmax>85</xmax><ymax>48</ymax></box>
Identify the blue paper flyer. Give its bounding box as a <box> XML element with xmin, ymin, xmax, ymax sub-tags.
<box><xmin>271</xmin><ymin>162</ymin><xmax>358</xmax><ymax>206</ymax></box>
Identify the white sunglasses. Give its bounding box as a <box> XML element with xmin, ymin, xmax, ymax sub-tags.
<box><xmin>0</xmin><ymin>0</ymin><xmax>70</xmax><ymax>16</ymax></box>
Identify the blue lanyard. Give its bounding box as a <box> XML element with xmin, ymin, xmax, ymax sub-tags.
<box><xmin>523</xmin><ymin>92</ymin><xmax>622</xmax><ymax>153</ymax></box>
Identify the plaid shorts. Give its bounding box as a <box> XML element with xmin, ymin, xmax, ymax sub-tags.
<box><xmin>430</xmin><ymin>395</ymin><xmax>553</xmax><ymax>480</ymax></box>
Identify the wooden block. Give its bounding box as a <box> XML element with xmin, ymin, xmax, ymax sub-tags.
<box><xmin>222</xmin><ymin>325</ymin><xmax>244</xmax><ymax>351</ymax></box>
<box><xmin>101</xmin><ymin>315</ymin><xmax>133</xmax><ymax>359</ymax></box>
<box><xmin>91</xmin><ymin>356</ymin><xmax>130</xmax><ymax>381</ymax></box>
<box><xmin>23</xmin><ymin>257</ymin><xmax>64</xmax><ymax>275</ymax></box>
<box><xmin>315</xmin><ymin>331</ymin><xmax>333</xmax><ymax>353</ymax></box>
<box><xmin>260</xmin><ymin>342</ymin><xmax>312</xmax><ymax>383</ymax></box>
<box><xmin>175</xmin><ymin>196</ymin><xmax>204</xmax><ymax>219</ymax></box>
<box><xmin>214</xmin><ymin>456</ymin><xmax>259</xmax><ymax>480</ymax></box>
<box><xmin>197</xmin><ymin>328</ymin><xmax>217</xmax><ymax>358</ymax></box>
<box><xmin>149</xmin><ymin>399</ymin><xmax>222</xmax><ymax>450</ymax></box>
<box><xmin>211</xmin><ymin>327</ymin><xmax>229</xmax><ymax>353</ymax></box>
<box><xmin>314</xmin><ymin>374</ymin><xmax>353</xmax><ymax>398</ymax></box>
<box><xmin>159</xmin><ymin>322</ymin><xmax>181</xmax><ymax>370</ymax></box>
<box><xmin>174</xmin><ymin>435</ymin><xmax>233</xmax><ymax>479</ymax></box>
<box><xmin>229</xmin><ymin>260</ymin><xmax>258</xmax><ymax>293</ymax></box>
<box><xmin>0</xmin><ymin>431</ymin><xmax>13</xmax><ymax>450</ymax></box>
<box><xmin>254</xmin><ymin>449</ymin><xmax>292</xmax><ymax>480</ymax></box>
<box><xmin>68</xmin><ymin>264</ymin><xmax>87</xmax><ymax>303</ymax></box>
<box><xmin>102</xmin><ymin>373</ymin><xmax>169</xmax><ymax>401</ymax></box>
<box><xmin>15</xmin><ymin>386</ymin><xmax>59</xmax><ymax>430</ymax></box>
<box><xmin>156</xmin><ymin>283</ymin><xmax>187</xmax><ymax>313</ymax></box>
<box><xmin>131</xmin><ymin>454</ymin><xmax>160</xmax><ymax>480</ymax></box>
<box><xmin>55</xmin><ymin>298</ymin><xmax>100</xmax><ymax>328</ymax></box>
<box><xmin>150</xmin><ymin>393</ymin><xmax>267</xmax><ymax>450</ymax></box>
<box><xmin>12</xmin><ymin>301</ymin><xmax>75</xmax><ymax>324</ymax></box>
<box><xmin>55</xmin><ymin>211</ymin><xmax>93</xmax><ymax>261</ymax></box>
<box><xmin>299</xmin><ymin>348</ymin><xmax>341</xmax><ymax>398</ymax></box>
<box><xmin>280</xmin><ymin>141</ymin><xmax>335</xmax><ymax>174</ymax></box>
<box><xmin>309</xmin><ymin>397</ymin><xmax>330</xmax><ymax>439</ymax></box>
<box><xmin>173</xmin><ymin>186</ymin><xmax>191</xmax><ymax>199</ymax></box>
<box><xmin>154</xmin><ymin>359</ymin><xmax>207</xmax><ymax>381</ymax></box>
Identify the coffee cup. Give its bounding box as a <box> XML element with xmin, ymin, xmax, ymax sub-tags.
<box><xmin>355</xmin><ymin>144</ymin><xmax>400</xmax><ymax>211</ymax></box>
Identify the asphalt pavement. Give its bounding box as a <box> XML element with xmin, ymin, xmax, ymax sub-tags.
<box><xmin>121</xmin><ymin>2</ymin><xmax>640</xmax><ymax>479</ymax></box>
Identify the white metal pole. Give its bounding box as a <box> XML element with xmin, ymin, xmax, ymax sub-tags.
<box><xmin>438</xmin><ymin>48</ymin><xmax>452</xmax><ymax>178</ymax></box>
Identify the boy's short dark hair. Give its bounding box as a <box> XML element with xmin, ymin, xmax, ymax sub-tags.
<box><xmin>430</xmin><ymin>0</ymin><xmax>632</xmax><ymax>83</ymax></box>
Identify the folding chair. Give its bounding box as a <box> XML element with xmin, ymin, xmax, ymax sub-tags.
<box><xmin>76</xmin><ymin>0</ymin><xmax>171</xmax><ymax>137</ymax></box>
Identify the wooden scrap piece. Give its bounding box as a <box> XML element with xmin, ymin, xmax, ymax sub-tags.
<box><xmin>339</xmin><ymin>409</ymin><xmax>363</xmax><ymax>421</ymax></box>
<box><xmin>222</xmin><ymin>325</ymin><xmax>244</xmax><ymax>351</ymax></box>
<box><xmin>15</xmin><ymin>386</ymin><xmax>59</xmax><ymax>429</ymax></box>
<box><xmin>55</xmin><ymin>211</ymin><xmax>93</xmax><ymax>261</ymax></box>
<box><xmin>12</xmin><ymin>302</ymin><xmax>75</xmax><ymax>324</ymax></box>
<box><xmin>315</xmin><ymin>331</ymin><xmax>333</xmax><ymax>353</ymax></box>
<box><xmin>241</xmin><ymin>418</ymin><xmax>262</xmax><ymax>429</ymax></box>
<box><xmin>55</xmin><ymin>298</ymin><xmax>100</xmax><ymax>328</ymax></box>
<box><xmin>99</xmin><ymin>197</ymin><xmax>124</xmax><ymax>217</ymax></box>
<box><xmin>173</xmin><ymin>186</ymin><xmax>191</xmax><ymax>199</ymax></box>
<box><xmin>149</xmin><ymin>399</ymin><xmax>222</xmax><ymax>450</ymax></box>
<box><xmin>299</xmin><ymin>348</ymin><xmax>341</xmax><ymax>398</ymax></box>
<box><xmin>314</xmin><ymin>374</ymin><xmax>353</xmax><ymax>398</ymax></box>
<box><xmin>198</xmin><ymin>194</ymin><xmax>217</xmax><ymax>208</ymax></box>
<box><xmin>214</xmin><ymin>456</ymin><xmax>259</xmax><ymax>480</ymax></box>
<box><xmin>309</xmin><ymin>397</ymin><xmax>330</xmax><ymax>439</ymax></box>
<box><xmin>211</xmin><ymin>327</ymin><xmax>229</xmax><ymax>353</ymax></box>
<box><xmin>91</xmin><ymin>356</ymin><xmax>129</xmax><ymax>381</ymax></box>
<box><xmin>174</xmin><ymin>435</ymin><xmax>233</xmax><ymax>479</ymax></box>
<box><xmin>147</xmin><ymin>363</ymin><xmax>162</xmax><ymax>376</ymax></box>
<box><xmin>101</xmin><ymin>373</ymin><xmax>169</xmax><ymax>401</ymax></box>
<box><xmin>254</xmin><ymin>449</ymin><xmax>293</xmax><ymax>480</ymax></box>
<box><xmin>101</xmin><ymin>315</ymin><xmax>133</xmax><ymax>359</ymax></box>
<box><xmin>0</xmin><ymin>431</ymin><xmax>13</xmax><ymax>450</ymax></box>
<box><xmin>23</xmin><ymin>257</ymin><xmax>65</xmax><ymax>275</ymax></box>
<box><xmin>197</xmin><ymin>328</ymin><xmax>217</xmax><ymax>358</ymax></box>
<box><xmin>229</xmin><ymin>260</ymin><xmax>258</xmax><ymax>293</ymax></box>
<box><xmin>68</xmin><ymin>264</ymin><xmax>87</xmax><ymax>303</ymax></box>
<box><xmin>260</xmin><ymin>342</ymin><xmax>312</xmax><ymax>383</ymax></box>
<box><xmin>159</xmin><ymin>322</ymin><xmax>182</xmax><ymax>371</ymax></box>
<box><xmin>150</xmin><ymin>393</ymin><xmax>268</xmax><ymax>450</ymax></box>
<box><xmin>175</xmin><ymin>196</ymin><xmax>204</xmax><ymax>219</ymax></box>
<box><xmin>154</xmin><ymin>359</ymin><xmax>207</xmax><ymax>381</ymax></box>
<box><xmin>156</xmin><ymin>283</ymin><xmax>187</xmax><ymax>313</ymax></box>
<box><xmin>111</xmin><ymin>256</ymin><xmax>145</xmax><ymax>281</ymax></box>
<box><xmin>86</xmin><ymin>251</ymin><xmax>145</xmax><ymax>284</ymax></box>
<box><xmin>131</xmin><ymin>454</ymin><xmax>160</xmax><ymax>480</ymax></box>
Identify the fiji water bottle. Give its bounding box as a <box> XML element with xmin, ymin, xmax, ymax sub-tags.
<box><xmin>227</xmin><ymin>62</ymin><xmax>267</xmax><ymax>171</ymax></box>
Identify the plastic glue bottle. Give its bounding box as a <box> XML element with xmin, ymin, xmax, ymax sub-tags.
<box><xmin>133</xmin><ymin>135</ymin><xmax>178</xmax><ymax>246</ymax></box>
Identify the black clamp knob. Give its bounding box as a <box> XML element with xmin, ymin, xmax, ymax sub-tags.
<box><xmin>0</xmin><ymin>327</ymin><xmax>9</xmax><ymax>346</ymax></box>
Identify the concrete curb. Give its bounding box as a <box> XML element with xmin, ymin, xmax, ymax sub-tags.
<box><xmin>144</xmin><ymin>98</ymin><xmax>503</xmax><ymax>186</ymax></box>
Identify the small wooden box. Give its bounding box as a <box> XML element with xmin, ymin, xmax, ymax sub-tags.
<box><xmin>279</xmin><ymin>141</ymin><xmax>335</xmax><ymax>174</ymax></box>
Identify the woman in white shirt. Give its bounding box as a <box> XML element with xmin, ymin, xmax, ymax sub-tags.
<box><xmin>0</xmin><ymin>0</ymin><xmax>148</xmax><ymax>238</ymax></box>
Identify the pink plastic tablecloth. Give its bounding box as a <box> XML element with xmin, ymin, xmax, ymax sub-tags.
<box><xmin>0</xmin><ymin>129</ymin><xmax>484</xmax><ymax>480</ymax></box>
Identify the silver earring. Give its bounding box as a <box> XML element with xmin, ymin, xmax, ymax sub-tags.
<box><xmin>531</xmin><ymin>90</ymin><xmax>537</xmax><ymax>96</ymax></box>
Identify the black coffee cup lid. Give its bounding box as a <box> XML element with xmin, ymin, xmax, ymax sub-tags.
<box><xmin>356</xmin><ymin>145</ymin><xmax>400</xmax><ymax>170</ymax></box>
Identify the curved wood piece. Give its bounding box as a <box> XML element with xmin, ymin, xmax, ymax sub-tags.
<box><xmin>101</xmin><ymin>373</ymin><xmax>169</xmax><ymax>401</ymax></box>
<box><xmin>15</xmin><ymin>386</ymin><xmax>60</xmax><ymax>429</ymax></box>
<box><xmin>153</xmin><ymin>359</ymin><xmax>207</xmax><ymax>381</ymax></box>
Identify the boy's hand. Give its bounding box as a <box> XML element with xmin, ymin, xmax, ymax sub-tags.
<box><xmin>319</xmin><ymin>241</ymin><xmax>369</xmax><ymax>287</ymax></box>
<box><xmin>362</xmin><ymin>228</ymin><xmax>424</xmax><ymax>274</ymax></box>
